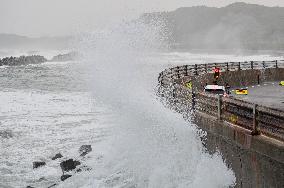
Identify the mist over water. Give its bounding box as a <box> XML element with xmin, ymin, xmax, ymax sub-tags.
<box><xmin>69</xmin><ymin>20</ymin><xmax>236</xmax><ymax>187</ymax></box>
<box><xmin>2</xmin><ymin>17</ymin><xmax>282</xmax><ymax>188</ymax></box>
<box><xmin>1</xmin><ymin>16</ymin><xmax>283</xmax><ymax>188</ymax></box>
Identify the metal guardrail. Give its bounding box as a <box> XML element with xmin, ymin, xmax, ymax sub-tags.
<box><xmin>158</xmin><ymin>60</ymin><xmax>284</xmax><ymax>141</ymax></box>
<box><xmin>158</xmin><ymin>60</ymin><xmax>284</xmax><ymax>85</ymax></box>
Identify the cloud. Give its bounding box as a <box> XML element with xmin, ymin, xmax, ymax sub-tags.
<box><xmin>0</xmin><ymin>0</ymin><xmax>283</xmax><ymax>37</ymax></box>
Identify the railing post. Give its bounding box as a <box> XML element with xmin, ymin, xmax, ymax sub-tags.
<box><xmin>251</xmin><ymin>61</ymin><xmax>254</xmax><ymax>69</ymax></box>
<box><xmin>217</xmin><ymin>95</ymin><xmax>221</xmax><ymax>120</ymax></box>
<box><xmin>177</xmin><ymin>66</ymin><xmax>180</xmax><ymax>79</ymax></box>
<box><xmin>238</xmin><ymin>62</ymin><xmax>241</xmax><ymax>71</ymax></box>
<box><xmin>263</xmin><ymin>61</ymin><xmax>265</xmax><ymax>68</ymax></box>
<box><xmin>185</xmin><ymin>65</ymin><xmax>188</xmax><ymax>76</ymax></box>
<box><xmin>192</xmin><ymin>91</ymin><xmax>196</xmax><ymax>111</ymax></box>
<box><xmin>226</xmin><ymin>62</ymin><xmax>229</xmax><ymax>71</ymax></box>
<box><xmin>194</xmin><ymin>64</ymin><xmax>198</xmax><ymax>75</ymax></box>
<box><xmin>205</xmin><ymin>64</ymin><xmax>207</xmax><ymax>73</ymax></box>
<box><xmin>252</xmin><ymin>104</ymin><xmax>260</xmax><ymax>135</ymax></box>
<box><xmin>275</xmin><ymin>60</ymin><xmax>278</xmax><ymax>68</ymax></box>
<box><xmin>158</xmin><ymin>72</ymin><xmax>162</xmax><ymax>83</ymax></box>
<box><xmin>173</xmin><ymin>88</ymin><xmax>176</xmax><ymax>98</ymax></box>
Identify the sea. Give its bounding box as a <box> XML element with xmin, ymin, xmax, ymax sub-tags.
<box><xmin>0</xmin><ymin>23</ymin><xmax>283</xmax><ymax>188</ymax></box>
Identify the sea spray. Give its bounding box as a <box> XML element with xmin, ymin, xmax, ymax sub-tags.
<box><xmin>67</xmin><ymin>19</ymin><xmax>236</xmax><ymax>187</ymax></box>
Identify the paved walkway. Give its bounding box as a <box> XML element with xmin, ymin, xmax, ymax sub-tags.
<box><xmin>231</xmin><ymin>82</ymin><xmax>284</xmax><ymax>110</ymax></box>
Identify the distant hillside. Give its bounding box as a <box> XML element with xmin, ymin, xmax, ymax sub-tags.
<box><xmin>0</xmin><ymin>34</ymin><xmax>72</xmax><ymax>50</ymax></box>
<box><xmin>141</xmin><ymin>2</ymin><xmax>284</xmax><ymax>50</ymax></box>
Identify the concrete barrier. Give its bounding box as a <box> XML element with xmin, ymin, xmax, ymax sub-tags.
<box><xmin>157</xmin><ymin>60</ymin><xmax>284</xmax><ymax>166</ymax></box>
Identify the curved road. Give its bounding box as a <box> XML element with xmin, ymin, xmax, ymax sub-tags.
<box><xmin>231</xmin><ymin>82</ymin><xmax>284</xmax><ymax>110</ymax></box>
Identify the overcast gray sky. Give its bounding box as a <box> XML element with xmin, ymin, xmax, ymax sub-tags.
<box><xmin>0</xmin><ymin>0</ymin><xmax>283</xmax><ymax>37</ymax></box>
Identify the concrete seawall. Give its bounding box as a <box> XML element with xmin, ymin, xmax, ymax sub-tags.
<box><xmin>158</xmin><ymin>60</ymin><xmax>284</xmax><ymax>188</ymax></box>
<box><xmin>194</xmin><ymin>111</ymin><xmax>284</xmax><ymax>163</ymax></box>
<box><xmin>203</xmin><ymin>122</ymin><xmax>284</xmax><ymax>188</ymax></box>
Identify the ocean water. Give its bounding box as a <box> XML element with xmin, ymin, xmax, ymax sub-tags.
<box><xmin>1</xmin><ymin>23</ymin><xmax>283</xmax><ymax>188</ymax></box>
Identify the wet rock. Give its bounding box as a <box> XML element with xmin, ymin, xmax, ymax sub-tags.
<box><xmin>76</xmin><ymin>168</ymin><xmax>82</xmax><ymax>173</ymax></box>
<box><xmin>60</xmin><ymin>159</ymin><xmax>81</xmax><ymax>172</ymax></box>
<box><xmin>51</xmin><ymin>153</ymin><xmax>63</xmax><ymax>160</ymax></box>
<box><xmin>33</xmin><ymin>161</ymin><xmax>46</xmax><ymax>169</ymax></box>
<box><xmin>76</xmin><ymin>165</ymin><xmax>92</xmax><ymax>173</ymax></box>
<box><xmin>0</xmin><ymin>130</ymin><xmax>13</xmax><ymax>139</ymax></box>
<box><xmin>26</xmin><ymin>186</ymin><xmax>35</xmax><ymax>188</ymax></box>
<box><xmin>79</xmin><ymin>145</ymin><xmax>92</xmax><ymax>156</ymax></box>
<box><xmin>38</xmin><ymin>177</ymin><xmax>47</xmax><ymax>182</ymax></box>
<box><xmin>61</xmin><ymin>174</ymin><xmax>72</xmax><ymax>181</ymax></box>
<box><xmin>48</xmin><ymin>183</ymin><xmax>57</xmax><ymax>188</ymax></box>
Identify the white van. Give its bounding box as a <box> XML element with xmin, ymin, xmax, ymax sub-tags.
<box><xmin>204</xmin><ymin>85</ymin><xmax>226</xmax><ymax>95</ymax></box>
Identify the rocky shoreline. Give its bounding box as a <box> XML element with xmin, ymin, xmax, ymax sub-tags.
<box><xmin>0</xmin><ymin>55</ymin><xmax>47</xmax><ymax>66</ymax></box>
<box><xmin>27</xmin><ymin>145</ymin><xmax>92</xmax><ymax>188</ymax></box>
<box><xmin>0</xmin><ymin>52</ymin><xmax>77</xmax><ymax>67</ymax></box>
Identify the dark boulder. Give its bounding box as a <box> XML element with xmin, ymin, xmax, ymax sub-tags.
<box><xmin>26</xmin><ymin>186</ymin><xmax>35</xmax><ymax>188</ymax></box>
<box><xmin>76</xmin><ymin>165</ymin><xmax>92</xmax><ymax>173</ymax></box>
<box><xmin>0</xmin><ymin>130</ymin><xmax>13</xmax><ymax>139</ymax></box>
<box><xmin>79</xmin><ymin>145</ymin><xmax>92</xmax><ymax>156</ymax></box>
<box><xmin>60</xmin><ymin>159</ymin><xmax>81</xmax><ymax>172</ymax></box>
<box><xmin>61</xmin><ymin>174</ymin><xmax>72</xmax><ymax>181</ymax></box>
<box><xmin>48</xmin><ymin>183</ymin><xmax>57</xmax><ymax>188</ymax></box>
<box><xmin>33</xmin><ymin>161</ymin><xmax>46</xmax><ymax>169</ymax></box>
<box><xmin>51</xmin><ymin>153</ymin><xmax>63</xmax><ymax>160</ymax></box>
<box><xmin>38</xmin><ymin>177</ymin><xmax>47</xmax><ymax>182</ymax></box>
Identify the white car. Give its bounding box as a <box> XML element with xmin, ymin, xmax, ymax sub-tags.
<box><xmin>204</xmin><ymin>85</ymin><xmax>227</xmax><ymax>95</ymax></box>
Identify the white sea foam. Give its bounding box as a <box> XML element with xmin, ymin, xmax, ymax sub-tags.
<box><xmin>6</xmin><ymin>17</ymin><xmax>284</xmax><ymax>188</ymax></box>
<box><xmin>0</xmin><ymin>90</ymin><xmax>114</xmax><ymax>187</ymax></box>
<box><xmin>64</xmin><ymin>20</ymin><xmax>237</xmax><ymax>187</ymax></box>
<box><xmin>2</xmin><ymin>32</ymin><xmax>282</xmax><ymax>187</ymax></box>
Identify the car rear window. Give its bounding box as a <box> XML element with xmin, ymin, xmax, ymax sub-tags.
<box><xmin>205</xmin><ymin>89</ymin><xmax>225</xmax><ymax>95</ymax></box>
